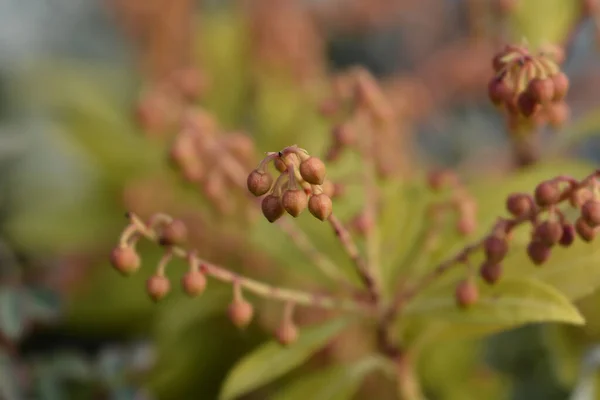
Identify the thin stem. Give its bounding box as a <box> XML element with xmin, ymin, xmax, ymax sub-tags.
<box><xmin>328</xmin><ymin>214</ymin><xmax>379</xmax><ymax>303</ymax></box>
<box><xmin>128</xmin><ymin>213</ymin><xmax>369</xmax><ymax>313</ymax></box>
<box><xmin>396</xmin><ymin>353</ymin><xmax>425</xmax><ymax>400</ymax></box>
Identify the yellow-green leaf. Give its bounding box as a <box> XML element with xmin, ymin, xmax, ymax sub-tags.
<box><xmin>405</xmin><ymin>277</ymin><xmax>584</xmax><ymax>327</ymax></box>
<box><xmin>219</xmin><ymin>318</ymin><xmax>349</xmax><ymax>400</ymax></box>
<box><xmin>270</xmin><ymin>356</ymin><xmax>391</xmax><ymax>400</ymax></box>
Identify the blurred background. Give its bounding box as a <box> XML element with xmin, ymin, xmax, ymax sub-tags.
<box><xmin>2</xmin><ymin>0</ymin><xmax>600</xmax><ymax>399</ymax></box>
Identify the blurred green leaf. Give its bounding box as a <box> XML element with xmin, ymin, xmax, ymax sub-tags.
<box><xmin>0</xmin><ymin>288</ymin><xmax>24</xmax><ymax>340</ymax></box>
<box><xmin>508</xmin><ymin>0</ymin><xmax>579</xmax><ymax>47</ymax></box>
<box><xmin>403</xmin><ymin>277</ymin><xmax>583</xmax><ymax>345</ymax></box>
<box><xmin>270</xmin><ymin>356</ymin><xmax>391</xmax><ymax>400</ymax></box>
<box><xmin>0</xmin><ymin>352</ymin><xmax>22</xmax><ymax>400</ymax></box>
<box><xmin>219</xmin><ymin>318</ymin><xmax>350</xmax><ymax>400</ymax></box>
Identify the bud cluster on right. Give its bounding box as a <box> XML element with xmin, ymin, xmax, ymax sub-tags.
<box><xmin>246</xmin><ymin>146</ymin><xmax>334</xmax><ymax>223</ymax></box>
<box><xmin>488</xmin><ymin>44</ymin><xmax>570</xmax><ymax>134</ymax></box>
<box><xmin>455</xmin><ymin>171</ymin><xmax>600</xmax><ymax>308</ymax></box>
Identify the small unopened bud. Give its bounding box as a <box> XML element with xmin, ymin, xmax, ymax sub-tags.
<box><xmin>181</xmin><ymin>270</ymin><xmax>207</xmax><ymax>297</ymax></box>
<box><xmin>146</xmin><ymin>275</ymin><xmax>171</xmax><ymax>302</ymax></box>
<box><xmin>488</xmin><ymin>78</ymin><xmax>511</xmax><ymax>107</ymax></box>
<box><xmin>527</xmin><ymin>78</ymin><xmax>554</xmax><ymax>103</ymax></box>
<box><xmin>426</xmin><ymin>169</ymin><xmax>458</xmax><ymax>191</ymax></box>
<box><xmin>506</xmin><ymin>193</ymin><xmax>533</xmax><ymax>217</ymax></box>
<box><xmin>581</xmin><ymin>199</ymin><xmax>600</xmax><ymax>227</ymax></box>
<box><xmin>527</xmin><ymin>240</ymin><xmax>551</xmax><ymax>265</ymax></box>
<box><xmin>275</xmin><ymin>322</ymin><xmax>299</xmax><ymax>346</ymax></box>
<box><xmin>517</xmin><ymin>92</ymin><xmax>538</xmax><ymax>118</ymax></box>
<box><xmin>228</xmin><ymin>300</ymin><xmax>254</xmax><ymax>329</ymax></box>
<box><xmin>247</xmin><ymin>170</ymin><xmax>273</xmax><ymax>197</ymax></box>
<box><xmin>483</xmin><ymin>236</ymin><xmax>509</xmax><ymax>263</ymax></box>
<box><xmin>159</xmin><ymin>219</ymin><xmax>188</xmax><ymax>246</ymax></box>
<box><xmin>534</xmin><ymin>220</ymin><xmax>563</xmax><ymax>246</ymax></box>
<box><xmin>551</xmin><ymin>72</ymin><xmax>569</xmax><ymax>101</ymax></box>
<box><xmin>479</xmin><ymin>262</ymin><xmax>503</xmax><ymax>285</ymax></box>
<box><xmin>332</xmin><ymin>123</ymin><xmax>356</xmax><ymax>146</ymax></box>
<box><xmin>351</xmin><ymin>213</ymin><xmax>374</xmax><ymax>236</ymax></box>
<box><xmin>559</xmin><ymin>223</ymin><xmax>575</xmax><ymax>247</ymax></box>
<box><xmin>261</xmin><ymin>195</ymin><xmax>285</xmax><ymax>223</ymax></box>
<box><xmin>534</xmin><ymin>181</ymin><xmax>560</xmax><ymax>207</ymax></box>
<box><xmin>299</xmin><ymin>157</ymin><xmax>327</xmax><ymax>185</ymax></box>
<box><xmin>110</xmin><ymin>246</ymin><xmax>141</xmax><ymax>276</ymax></box>
<box><xmin>547</xmin><ymin>101</ymin><xmax>570</xmax><ymax>128</ymax></box>
<box><xmin>575</xmin><ymin>217</ymin><xmax>596</xmax><ymax>242</ymax></box>
<box><xmin>457</xmin><ymin>216</ymin><xmax>477</xmax><ymax>236</ymax></box>
<box><xmin>455</xmin><ymin>279</ymin><xmax>479</xmax><ymax>308</ymax></box>
<box><xmin>308</xmin><ymin>193</ymin><xmax>333</xmax><ymax>221</ymax></box>
<box><xmin>282</xmin><ymin>189</ymin><xmax>308</xmax><ymax>217</ymax></box>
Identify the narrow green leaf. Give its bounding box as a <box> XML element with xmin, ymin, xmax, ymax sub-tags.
<box><xmin>270</xmin><ymin>356</ymin><xmax>391</xmax><ymax>400</ymax></box>
<box><xmin>405</xmin><ymin>277</ymin><xmax>584</xmax><ymax>327</ymax></box>
<box><xmin>219</xmin><ymin>318</ymin><xmax>349</xmax><ymax>400</ymax></box>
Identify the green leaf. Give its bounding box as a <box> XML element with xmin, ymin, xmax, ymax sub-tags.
<box><xmin>270</xmin><ymin>356</ymin><xmax>391</xmax><ymax>400</ymax></box>
<box><xmin>507</xmin><ymin>0</ymin><xmax>579</xmax><ymax>47</ymax></box>
<box><xmin>219</xmin><ymin>318</ymin><xmax>350</xmax><ymax>400</ymax></box>
<box><xmin>403</xmin><ymin>277</ymin><xmax>584</xmax><ymax>343</ymax></box>
<box><xmin>0</xmin><ymin>288</ymin><xmax>25</xmax><ymax>340</ymax></box>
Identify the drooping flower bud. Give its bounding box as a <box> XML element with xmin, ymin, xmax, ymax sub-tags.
<box><xmin>181</xmin><ymin>270</ymin><xmax>207</xmax><ymax>297</ymax></box>
<box><xmin>581</xmin><ymin>199</ymin><xmax>600</xmax><ymax>227</ymax></box>
<box><xmin>275</xmin><ymin>321</ymin><xmax>299</xmax><ymax>346</ymax></box>
<box><xmin>159</xmin><ymin>219</ymin><xmax>188</xmax><ymax>246</ymax></box>
<box><xmin>282</xmin><ymin>189</ymin><xmax>308</xmax><ymax>217</ymax></box>
<box><xmin>261</xmin><ymin>195</ymin><xmax>285</xmax><ymax>223</ymax></box>
<box><xmin>479</xmin><ymin>262</ymin><xmax>503</xmax><ymax>285</ymax></box>
<box><xmin>455</xmin><ymin>278</ymin><xmax>479</xmax><ymax>309</ymax></box>
<box><xmin>247</xmin><ymin>170</ymin><xmax>274</xmax><ymax>197</ymax></box>
<box><xmin>299</xmin><ymin>157</ymin><xmax>327</xmax><ymax>185</ymax></box>
<box><xmin>146</xmin><ymin>275</ymin><xmax>171</xmax><ymax>302</ymax></box>
<box><xmin>534</xmin><ymin>180</ymin><xmax>560</xmax><ymax>207</ymax></box>
<box><xmin>228</xmin><ymin>300</ymin><xmax>254</xmax><ymax>329</ymax></box>
<box><xmin>110</xmin><ymin>246</ymin><xmax>141</xmax><ymax>276</ymax></box>
<box><xmin>534</xmin><ymin>220</ymin><xmax>563</xmax><ymax>246</ymax></box>
<box><xmin>308</xmin><ymin>193</ymin><xmax>333</xmax><ymax>221</ymax></box>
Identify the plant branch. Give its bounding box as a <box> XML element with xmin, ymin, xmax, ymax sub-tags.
<box><xmin>328</xmin><ymin>214</ymin><xmax>380</xmax><ymax>303</ymax></box>
<box><xmin>128</xmin><ymin>212</ymin><xmax>368</xmax><ymax>313</ymax></box>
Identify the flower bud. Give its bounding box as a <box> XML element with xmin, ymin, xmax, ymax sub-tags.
<box><xmin>480</xmin><ymin>262</ymin><xmax>503</xmax><ymax>285</ymax></box>
<box><xmin>581</xmin><ymin>199</ymin><xmax>600</xmax><ymax>227</ymax></box>
<box><xmin>181</xmin><ymin>270</ymin><xmax>207</xmax><ymax>297</ymax></box>
<box><xmin>488</xmin><ymin>78</ymin><xmax>512</xmax><ymax>107</ymax></box>
<box><xmin>547</xmin><ymin>101</ymin><xmax>570</xmax><ymax>128</ymax></box>
<box><xmin>247</xmin><ymin>170</ymin><xmax>273</xmax><ymax>197</ymax></box>
<box><xmin>110</xmin><ymin>246</ymin><xmax>141</xmax><ymax>276</ymax></box>
<box><xmin>534</xmin><ymin>180</ymin><xmax>560</xmax><ymax>207</ymax></box>
<box><xmin>275</xmin><ymin>322</ymin><xmax>299</xmax><ymax>346</ymax></box>
<box><xmin>551</xmin><ymin>72</ymin><xmax>569</xmax><ymax>101</ymax></box>
<box><xmin>146</xmin><ymin>275</ymin><xmax>171</xmax><ymax>302</ymax></box>
<box><xmin>455</xmin><ymin>279</ymin><xmax>479</xmax><ymax>309</ymax></box>
<box><xmin>332</xmin><ymin>123</ymin><xmax>356</xmax><ymax>146</ymax></box>
<box><xmin>456</xmin><ymin>216</ymin><xmax>477</xmax><ymax>236</ymax></box>
<box><xmin>308</xmin><ymin>193</ymin><xmax>333</xmax><ymax>221</ymax></box>
<box><xmin>159</xmin><ymin>219</ymin><xmax>188</xmax><ymax>246</ymax></box>
<box><xmin>527</xmin><ymin>240</ymin><xmax>551</xmax><ymax>265</ymax></box>
<box><xmin>261</xmin><ymin>195</ymin><xmax>285</xmax><ymax>223</ymax></box>
<box><xmin>534</xmin><ymin>220</ymin><xmax>563</xmax><ymax>246</ymax></box>
<box><xmin>299</xmin><ymin>157</ymin><xmax>327</xmax><ymax>185</ymax></box>
<box><xmin>527</xmin><ymin>78</ymin><xmax>554</xmax><ymax>103</ymax></box>
<box><xmin>517</xmin><ymin>92</ymin><xmax>538</xmax><ymax>118</ymax></box>
<box><xmin>282</xmin><ymin>189</ymin><xmax>308</xmax><ymax>217</ymax></box>
<box><xmin>484</xmin><ymin>236</ymin><xmax>509</xmax><ymax>263</ymax></box>
<box><xmin>228</xmin><ymin>300</ymin><xmax>254</xmax><ymax>329</ymax></box>
<box><xmin>506</xmin><ymin>193</ymin><xmax>533</xmax><ymax>218</ymax></box>
<box><xmin>575</xmin><ymin>217</ymin><xmax>596</xmax><ymax>242</ymax></box>
<box><xmin>559</xmin><ymin>223</ymin><xmax>575</xmax><ymax>247</ymax></box>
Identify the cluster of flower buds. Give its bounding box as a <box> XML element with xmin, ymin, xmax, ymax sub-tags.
<box><xmin>247</xmin><ymin>146</ymin><xmax>333</xmax><ymax>223</ymax></box>
<box><xmin>488</xmin><ymin>44</ymin><xmax>570</xmax><ymax>133</ymax></box>
<box><xmin>110</xmin><ymin>213</ymin><xmax>304</xmax><ymax>345</ymax></box>
<box><xmin>319</xmin><ymin>67</ymin><xmax>407</xmax><ymax>179</ymax></box>
<box><xmin>169</xmin><ymin>109</ymin><xmax>257</xmax><ymax>215</ymax></box>
<box><xmin>135</xmin><ymin>67</ymin><xmax>208</xmax><ymax>136</ymax></box>
<box><xmin>426</xmin><ymin>168</ymin><xmax>478</xmax><ymax>237</ymax></box>
<box><xmin>454</xmin><ymin>171</ymin><xmax>600</xmax><ymax>308</ymax></box>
